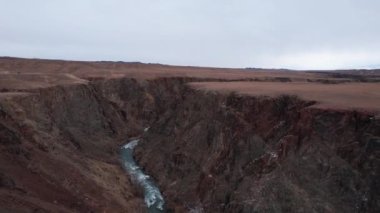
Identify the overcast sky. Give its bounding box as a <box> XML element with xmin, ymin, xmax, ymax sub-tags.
<box><xmin>1</xmin><ymin>0</ymin><xmax>379</xmax><ymax>69</ymax></box>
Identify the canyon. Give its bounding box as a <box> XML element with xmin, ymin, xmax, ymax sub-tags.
<box><xmin>0</xmin><ymin>57</ymin><xmax>379</xmax><ymax>212</ymax></box>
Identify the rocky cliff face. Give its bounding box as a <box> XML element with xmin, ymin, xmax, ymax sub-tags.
<box><xmin>0</xmin><ymin>76</ymin><xmax>379</xmax><ymax>212</ymax></box>
<box><xmin>0</xmin><ymin>79</ymin><xmax>150</xmax><ymax>212</ymax></box>
<box><xmin>132</xmin><ymin>79</ymin><xmax>380</xmax><ymax>213</ymax></box>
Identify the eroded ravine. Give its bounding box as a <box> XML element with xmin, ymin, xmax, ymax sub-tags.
<box><xmin>0</xmin><ymin>74</ymin><xmax>379</xmax><ymax>212</ymax></box>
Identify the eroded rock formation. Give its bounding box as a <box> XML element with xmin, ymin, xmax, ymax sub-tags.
<box><xmin>0</xmin><ymin>58</ymin><xmax>379</xmax><ymax>212</ymax></box>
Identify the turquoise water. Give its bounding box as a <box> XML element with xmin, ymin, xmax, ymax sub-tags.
<box><xmin>121</xmin><ymin>139</ymin><xmax>165</xmax><ymax>212</ymax></box>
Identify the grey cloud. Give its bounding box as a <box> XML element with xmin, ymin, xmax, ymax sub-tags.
<box><xmin>0</xmin><ymin>0</ymin><xmax>379</xmax><ymax>69</ymax></box>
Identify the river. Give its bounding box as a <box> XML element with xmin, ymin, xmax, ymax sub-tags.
<box><xmin>121</xmin><ymin>139</ymin><xmax>166</xmax><ymax>212</ymax></box>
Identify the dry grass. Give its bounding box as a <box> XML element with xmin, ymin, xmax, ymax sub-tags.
<box><xmin>190</xmin><ymin>81</ymin><xmax>380</xmax><ymax>112</ymax></box>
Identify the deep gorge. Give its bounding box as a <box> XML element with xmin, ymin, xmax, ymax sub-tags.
<box><xmin>0</xmin><ymin>77</ymin><xmax>379</xmax><ymax>212</ymax></box>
